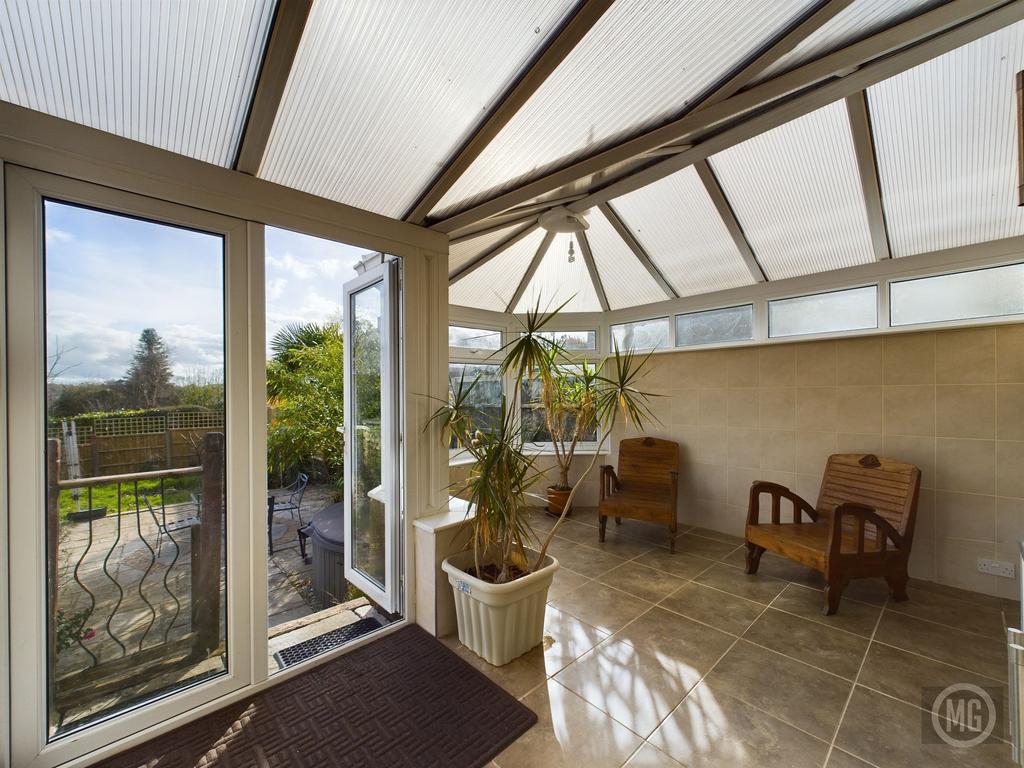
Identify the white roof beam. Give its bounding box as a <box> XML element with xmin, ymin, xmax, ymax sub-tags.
<box><xmin>506</xmin><ymin>231</ymin><xmax>556</xmax><ymax>312</ymax></box>
<box><xmin>597</xmin><ymin>203</ymin><xmax>678</xmax><ymax>299</ymax></box>
<box><xmin>449</xmin><ymin>221</ymin><xmax>539</xmax><ymax>283</ymax></box>
<box><xmin>404</xmin><ymin>0</ymin><xmax>615</xmax><ymax>223</ymax></box>
<box><xmin>234</xmin><ymin>0</ymin><xmax>313</xmax><ymax>175</ymax></box>
<box><xmin>693</xmin><ymin>160</ymin><xmax>767</xmax><ymax>282</ymax></box>
<box><xmin>696</xmin><ymin>0</ymin><xmax>857</xmax><ymax>111</ymax></box>
<box><xmin>845</xmin><ymin>91</ymin><xmax>892</xmax><ymax>261</ymax></box>
<box><xmin>577</xmin><ymin>230</ymin><xmax>610</xmax><ymax>312</ymax></box>
<box><xmin>432</xmin><ymin>0</ymin><xmax>1016</xmax><ymax>233</ymax></box>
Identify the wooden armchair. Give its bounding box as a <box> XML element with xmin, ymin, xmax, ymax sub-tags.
<box><xmin>745</xmin><ymin>453</ymin><xmax>921</xmax><ymax>615</ymax></box>
<box><xmin>599</xmin><ymin>437</ymin><xmax>679</xmax><ymax>551</ymax></box>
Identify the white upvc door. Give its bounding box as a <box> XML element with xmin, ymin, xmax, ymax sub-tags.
<box><xmin>342</xmin><ymin>259</ymin><xmax>402</xmax><ymax>614</ymax></box>
<box><xmin>5</xmin><ymin>166</ymin><xmax>254</xmax><ymax>768</ymax></box>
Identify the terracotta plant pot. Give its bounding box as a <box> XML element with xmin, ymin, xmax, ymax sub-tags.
<box><xmin>546</xmin><ymin>486</ymin><xmax>572</xmax><ymax>518</ymax></box>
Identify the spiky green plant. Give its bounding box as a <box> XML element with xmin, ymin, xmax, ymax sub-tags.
<box><xmin>428</xmin><ymin>299</ymin><xmax>658</xmax><ymax>582</ymax></box>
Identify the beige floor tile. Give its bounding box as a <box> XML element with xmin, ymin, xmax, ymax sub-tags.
<box><xmin>687</xmin><ymin>526</ymin><xmax>745</xmax><ymax>545</ymax></box>
<box><xmin>581</xmin><ymin>534</ymin><xmax>658</xmax><ymax>560</ymax></box>
<box><xmin>840</xmin><ymin>578</ymin><xmax>891</xmax><ymax>605</ymax></box>
<box><xmin>622</xmin><ymin>742</ymin><xmax>685</xmax><ymax>767</ymax></box>
<box><xmin>857</xmin><ymin>642</ymin><xmax>1008</xmax><ymax>714</ymax></box>
<box><xmin>771</xmin><ymin>583</ymin><xmax>882</xmax><ymax>638</ymax></box>
<box><xmin>549</xmin><ymin>582</ymin><xmax>652</xmax><ymax>634</ymax></box>
<box><xmin>547</xmin><ymin>568</ymin><xmax>593</xmax><ymax>602</ymax></box>
<box><xmin>554</xmin><ymin>518</ymin><xmax>606</xmax><ymax>545</ymax></box>
<box><xmin>636</xmin><ymin>549</ymin><xmax>717</xmax><ymax>579</ymax></box>
<box><xmin>743</xmin><ymin>607</ymin><xmax>870</xmax><ymax>680</ymax></box>
<box><xmin>704</xmin><ymin>640</ymin><xmax>853</xmax><ymax>740</ymax></box>
<box><xmin>448</xmin><ymin>640</ymin><xmax>548</xmax><ymax>699</ymax></box>
<box><xmin>608</xmin><ymin>517</ymin><xmax>680</xmax><ymax>545</ymax></box>
<box><xmin>825</xmin><ymin>748</ymin><xmax>875</xmax><ymax>767</ymax></box>
<box><xmin>539</xmin><ymin>605</ymin><xmax>611</xmax><ymax>676</ymax></box>
<box><xmin>694</xmin><ymin>562</ymin><xmax>788</xmax><ymax>604</ymax></box>
<box><xmin>885</xmin><ymin>585</ymin><xmax>1005</xmax><ymax>638</ymax></box>
<box><xmin>873</xmin><ymin>610</ymin><xmax>1006</xmax><ymax>680</ymax></box>
<box><xmin>649</xmin><ymin>681</ymin><xmax>830</xmax><ymax>768</ymax></box>
<box><xmin>599</xmin><ymin>562</ymin><xmax>687</xmax><ymax>603</ymax></box>
<box><xmin>674</xmin><ymin>533</ymin><xmax>741</xmax><ymax>560</ymax></box>
<box><xmin>835</xmin><ymin>686</ymin><xmax>1015</xmax><ymax>768</ymax></box>
<box><xmin>495</xmin><ymin>680</ymin><xmax>644</xmax><ymax>768</ymax></box>
<box><xmin>555</xmin><ymin>637</ymin><xmax>701</xmax><ymax>737</ymax></box>
<box><xmin>659</xmin><ymin>582</ymin><xmax>765</xmax><ymax>635</ymax></box>
<box><xmin>548</xmin><ymin>538</ymin><xmax>628</xmax><ymax>579</ymax></box>
<box><xmin>613</xmin><ymin>606</ymin><xmax>734</xmax><ymax>666</ymax></box>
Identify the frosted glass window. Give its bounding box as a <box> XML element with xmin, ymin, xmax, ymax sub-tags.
<box><xmin>432</xmin><ymin>0</ymin><xmax>817</xmax><ymax>218</ymax></box>
<box><xmin>890</xmin><ymin>263</ymin><xmax>1024</xmax><ymax>326</ymax></box>
<box><xmin>611</xmin><ymin>168</ymin><xmax>756</xmax><ymax>297</ymax></box>
<box><xmin>449</xmin><ymin>326</ymin><xmax>503</xmax><ymax>350</ymax></box>
<box><xmin>533</xmin><ymin>330</ymin><xmax>598</xmax><ymax>351</ymax></box>
<box><xmin>868</xmin><ymin>21</ymin><xmax>1024</xmax><ymax>256</ymax></box>
<box><xmin>676</xmin><ymin>305</ymin><xmax>753</xmax><ymax>347</ymax></box>
<box><xmin>710</xmin><ymin>101</ymin><xmax>875</xmax><ymax>280</ymax></box>
<box><xmin>610</xmin><ymin>317</ymin><xmax>671</xmax><ymax>351</ymax></box>
<box><xmin>769</xmin><ymin>286</ymin><xmax>877</xmax><ymax>337</ymax></box>
<box><xmin>0</xmin><ymin>0</ymin><xmax>275</xmax><ymax>166</ymax></box>
<box><xmin>260</xmin><ymin>0</ymin><xmax>576</xmax><ymax>217</ymax></box>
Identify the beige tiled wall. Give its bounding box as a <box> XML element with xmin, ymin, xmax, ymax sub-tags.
<box><xmin>611</xmin><ymin>322</ymin><xmax>1024</xmax><ymax>599</ymax></box>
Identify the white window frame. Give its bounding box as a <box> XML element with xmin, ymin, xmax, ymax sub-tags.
<box><xmin>5</xmin><ymin>166</ymin><xmax>255</xmax><ymax>768</ymax></box>
<box><xmin>767</xmin><ymin>284</ymin><xmax>879</xmax><ymax>339</ymax></box>
<box><xmin>888</xmin><ymin>260</ymin><xmax>1024</xmax><ymax>328</ymax></box>
<box><xmin>674</xmin><ymin>303</ymin><xmax>755</xmax><ymax>349</ymax></box>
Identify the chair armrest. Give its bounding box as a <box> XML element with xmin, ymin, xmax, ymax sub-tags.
<box><xmin>599</xmin><ymin>465</ymin><xmax>620</xmax><ymax>501</ymax></box>
<box><xmin>828</xmin><ymin>502</ymin><xmax>903</xmax><ymax>557</ymax></box>
<box><xmin>747</xmin><ymin>481</ymin><xmax>819</xmax><ymax>527</ymax></box>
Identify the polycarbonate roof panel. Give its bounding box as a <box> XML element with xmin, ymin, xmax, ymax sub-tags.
<box><xmin>259</xmin><ymin>0</ymin><xmax>576</xmax><ymax>218</ymax></box>
<box><xmin>514</xmin><ymin>232</ymin><xmax>602</xmax><ymax>314</ymax></box>
<box><xmin>431</xmin><ymin>0</ymin><xmax>817</xmax><ymax>219</ymax></box>
<box><xmin>868</xmin><ymin>21</ymin><xmax>1024</xmax><ymax>257</ymax></box>
<box><xmin>610</xmin><ymin>166</ymin><xmax>756</xmax><ymax>297</ymax></box>
<box><xmin>757</xmin><ymin>0</ymin><xmax>943</xmax><ymax>82</ymax></box>
<box><xmin>584</xmin><ymin>208</ymin><xmax>666</xmax><ymax>310</ymax></box>
<box><xmin>710</xmin><ymin>100</ymin><xmax>874</xmax><ymax>280</ymax></box>
<box><xmin>449</xmin><ymin>227</ymin><xmax>546</xmax><ymax>310</ymax></box>
<box><xmin>0</xmin><ymin>0</ymin><xmax>274</xmax><ymax>166</ymax></box>
<box><xmin>449</xmin><ymin>223</ymin><xmax>525</xmax><ymax>275</ymax></box>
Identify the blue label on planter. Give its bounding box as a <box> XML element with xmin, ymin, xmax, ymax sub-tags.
<box><xmin>455</xmin><ymin>579</ymin><xmax>471</xmax><ymax>594</ymax></box>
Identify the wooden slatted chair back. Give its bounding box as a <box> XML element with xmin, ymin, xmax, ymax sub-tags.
<box><xmin>816</xmin><ymin>454</ymin><xmax>921</xmax><ymax>542</ymax></box>
<box><xmin>617</xmin><ymin>437</ymin><xmax>679</xmax><ymax>489</ymax></box>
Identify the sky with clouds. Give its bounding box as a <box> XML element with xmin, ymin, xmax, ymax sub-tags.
<box><xmin>45</xmin><ymin>200</ymin><xmax>367</xmax><ymax>383</ymax></box>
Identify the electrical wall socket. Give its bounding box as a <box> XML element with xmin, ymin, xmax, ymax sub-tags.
<box><xmin>977</xmin><ymin>558</ymin><xmax>1015</xmax><ymax>578</ymax></box>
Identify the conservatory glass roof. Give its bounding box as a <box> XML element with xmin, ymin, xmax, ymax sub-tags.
<box><xmin>2</xmin><ymin>0</ymin><xmax>1023</xmax><ymax>313</ymax></box>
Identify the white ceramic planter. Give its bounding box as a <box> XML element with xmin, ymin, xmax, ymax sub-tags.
<box><xmin>441</xmin><ymin>550</ymin><xmax>559</xmax><ymax>666</ymax></box>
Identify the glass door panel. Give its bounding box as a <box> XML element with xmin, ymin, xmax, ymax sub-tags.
<box><xmin>343</xmin><ymin>260</ymin><xmax>400</xmax><ymax>613</ymax></box>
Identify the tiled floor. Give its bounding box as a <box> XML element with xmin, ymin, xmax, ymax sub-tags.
<box><xmin>443</xmin><ymin>508</ymin><xmax>1020</xmax><ymax>768</ymax></box>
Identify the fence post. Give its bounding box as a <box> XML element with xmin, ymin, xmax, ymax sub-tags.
<box><xmin>46</xmin><ymin>438</ymin><xmax>61</xmax><ymax>714</ymax></box>
<box><xmin>164</xmin><ymin>424</ymin><xmax>173</xmax><ymax>469</ymax></box>
<box><xmin>191</xmin><ymin>431</ymin><xmax>224</xmax><ymax>656</ymax></box>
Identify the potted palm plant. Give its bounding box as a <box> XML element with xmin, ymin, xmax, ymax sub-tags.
<box><xmin>432</xmin><ymin>301</ymin><xmax>655</xmax><ymax>665</ymax></box>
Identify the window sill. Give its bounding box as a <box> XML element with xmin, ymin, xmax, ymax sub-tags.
<box><xmin>448</xmin><ymin>446</ymin><xmax>606</xmax><ymax>467</ymax></box>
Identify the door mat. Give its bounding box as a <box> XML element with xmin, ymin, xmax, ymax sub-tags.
<box><xmin>103</xmin><ymin>625</ymin><xmax>536</xmax><ymax>768</ymax></box>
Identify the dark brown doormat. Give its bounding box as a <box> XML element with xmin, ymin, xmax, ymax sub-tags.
<box><xmin>102</xmin><ymin>626</ymin><xmax>536</xmax><ymax>768</ymax></box>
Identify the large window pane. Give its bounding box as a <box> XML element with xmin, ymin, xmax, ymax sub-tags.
<box><xmin>521</xmin><ymin>367</ymin><xmax>598</xmax><ymax>445</ymax></box>
<box><xmin>448</xmin><ymin>363</ymin><xmax>502</xmax><ymax>448</ymax></box>
<box><xmin>610</xmin><ymin>317</ymin><xmax>671</xmax><ymax>350</ymax></box>
<box><xmin>448</xmin><ymin>325</ymin><xmax>502</xmax><ymax>350</ymax></box>
<box><xmin>44</xmin><ymin>200</ymin><xmax>226</xmax><ymax>736</ymax></box>
<box><xmin>890</xmin><ymin>263</ymin><xmax>1024</xmax><ymax>326</ymax></box>
<box><xmin>676</xmin><ymin>305</ymin><xmax>753</xmax><ymax>347</ymax></box>
<box><xmin>534</xmin><ymin>329</ymin><xmax>597</xmax><ymax>351</ymax></box>
<box><xmin>769</xmin><ymin>286</ymin><xmax>877</xmax><ymax>338</ymax></box>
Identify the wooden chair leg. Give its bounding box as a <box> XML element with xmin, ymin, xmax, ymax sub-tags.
<box><xmin>823</xmin><ymin>577</ymin><xmax>846</xmax><ymax>615</ymax></box>
<box><xmin>668</xmin><ymin>519</ymin><xmax>677</xmax><ymax>554</ymax></box>
<box><xmin>599</xmin><ymin>515</ymin><xmax>608</xmax><ymax>542</ymax></box>
<box><xmin>885</xmin><ymin>568</ymin><xmax>909</xmax><ymax>602</ymax></box>
<box><xmin>744</xmin><ymin>543</ymin><xmax>765</xmax><ymax>574</ymax></box>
